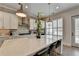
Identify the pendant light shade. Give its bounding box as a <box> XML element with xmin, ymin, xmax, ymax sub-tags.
<box><xmin>16</xmin><ymin>10</ymin><xmax>26</xmax><ymax>17</ymax></box>
<box><xmin>16</xmin><ymin>3</ymin><xmax>26</xmax><ymax>17</ymax></box>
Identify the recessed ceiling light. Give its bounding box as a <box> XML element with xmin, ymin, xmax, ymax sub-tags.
<box><xmin>25</xmin><ymin>5</ymin><xmax>28</xmax><ymax>8</ymax></box>
<box><xmin>56</xmin><ymin>6</ymin><xmax>59</xmax><ymax>9</ymax></box>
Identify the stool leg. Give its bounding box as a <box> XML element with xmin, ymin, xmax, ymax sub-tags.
<box><xmin>47</xmin><ymin>47</ymin><xmax>50</xmax><ymax>55</ymax></box>
<box><xmin>48</xmin><ymin>46</ymin><xmax>53</xmax><ymax>55</ymax></box>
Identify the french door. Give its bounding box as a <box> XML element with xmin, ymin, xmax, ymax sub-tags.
<box><xmin>72</xmin><ymin>16</ymin><xmax>79</xmax><ymax>47</ymax></box>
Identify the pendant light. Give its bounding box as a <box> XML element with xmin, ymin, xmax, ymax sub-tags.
<box><xmin>48</xmin><ymin>3</ymin><xmax>51</xmax><ymax>21</ymax></box>
<box><xmin>16</xmin><ymin>3</ymin><xmax>26</xmax><ymax>17</ymax></box>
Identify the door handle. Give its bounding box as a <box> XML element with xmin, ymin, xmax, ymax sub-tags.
<box><xmin>72</xmin><ymin>32</ymin><xmax>74</xmax><ymax>36</ymax></box>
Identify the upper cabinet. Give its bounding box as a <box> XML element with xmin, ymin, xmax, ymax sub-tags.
<box><xmin>3</xmin><ymin>12</ymin><xmax>10</xmax><ymax>29</ymax></box>
<box><xmin>10</xmin><ymin>14</ymin><xmax>18</xmax><ymax>29</ymax></box>
<box><xmin>0</xmin><ymin>12</ymin><xmax>4</xmax><ymax>29</ymax></box>
<box><xmin>0</xmin><ymin>11</ymin><xmax>18</xmax><ymax>29</ymax></box>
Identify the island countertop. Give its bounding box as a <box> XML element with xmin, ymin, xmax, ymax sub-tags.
<box><xmin>0</xmin><ymin>36</ymin><xmax>62</xmax><ymax>56</ymax></box>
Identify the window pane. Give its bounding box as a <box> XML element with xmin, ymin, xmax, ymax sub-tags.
<box><xmin>58</xmin><ymin>19</ymin><xmax>63</xmax><ymax>27</ymax></box>
<box><xmin>52</xmin><ymin>29</ymin><xmax>57</xmax><ymax>35</ymax></box>
<box><xmin>74</xmin><ymin>18</ymin><xmax>79</xmax><ymax>44</ymax></box>
<box><xmin>53</xmin><ymin>20</ymin><xmax>57</xmax><ymax>28</ymax></box>
<box><xmin>75</xmin><ymin>27</ymin><xmax>79</xmax><ymax>30</ymax></box>
<box><xmin>75</xmin><ymin>36</ymin><xmax>79</xmax><ymax>43</ymax></box>
<box><xmin>58</xmin><ymin>28</ymin><xmax>63</xmax><ymax>35</ymax></box>
<box><xmin>75</xmin><ymin>18</ymin><xmax>79</xmax><ymax>36</ymax></box>
<box><xmin>75</xmin><ymin>30</ymin><xmax>79</xmax><ymax>35</ymax></box>
<box><xmin>46</xmin><ymin>29</ymin><xmax>52</xmax><ymax>34</ymax></box>
<box><xmin>52</xmin><ymin>36</ymin><xmax>57</xmax><ymax>40</ymax></box>
<box><xmin>46</xmin><ymin>35</ymin><xmax>52</xmax><ymax>39</ymax></box>
<box><xmin>46</xmin><ymin>22</ymin><xmax>52</xmax><ymax>28</ymax></box>
<box><xmin>58</xmin><ymin>36</ymin><xmax>63</xmax><ymax>40</ymax></box>
<box><xmin>75</xmin><ymin>18</ymin><xmax>79</xmax><ymax>27</ymax></box>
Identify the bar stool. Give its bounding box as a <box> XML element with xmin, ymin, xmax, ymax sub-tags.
<box><xmin>49</xmin><ymin>40</ymin><xmax>61</xmax><ymax>56</ymax></box>
<box><xmin>48</xmin><ymin>41</ymin><xmax>57</xmax><ymax>56</ymax></box>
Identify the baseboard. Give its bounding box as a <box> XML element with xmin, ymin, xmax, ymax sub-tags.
<box><xmin>63</xmin><ymin>43</ymin><xmax>71</xmax><ymax>47</ymax></box>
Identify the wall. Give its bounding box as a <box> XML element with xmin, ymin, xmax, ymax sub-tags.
<box><xmin>53</xmin><ymin>6</ymin><xmax>79</xmax><ymax>46</ymax></box>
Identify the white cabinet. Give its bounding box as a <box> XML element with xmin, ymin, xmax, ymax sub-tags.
<box><xmin>10</xmin><ymin>14</ymin><xmax>18</xmax><ymax>29</ymax></box>
<box><xmin>0</xmin><ymin>11</ymin><xmax>18</xmax><ymax>29</ymax></box>
<box><xmin>0</xmin><ymin>12</ymin><xmax>4</xmax><ymax>29</ymax></box>
<box><xmin>3</xmin><ymin>12</ymin><xmax>10</xmax><ymax>29</ymax></box>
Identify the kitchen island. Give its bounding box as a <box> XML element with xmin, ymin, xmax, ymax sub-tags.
<box><xmin>0</xmin><ymin>36</ymin><xmax>63</xmax><ymax>56</ymax></box>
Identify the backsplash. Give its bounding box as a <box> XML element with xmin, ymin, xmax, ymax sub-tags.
<box><xmin>11</xmin><ymin>25</ymin><xmax>29</xmax><ymax>36</ymax></box>
<box><xmin>11</xmin><ymin>17</ymin><xmax>30</xmax><ymax>36</ymax></box>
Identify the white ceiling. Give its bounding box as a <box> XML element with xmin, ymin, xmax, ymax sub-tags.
<box><xmin>0</xmin><ymin>3</ymin><xmax>79</xmax><ymax>17</ymax></box>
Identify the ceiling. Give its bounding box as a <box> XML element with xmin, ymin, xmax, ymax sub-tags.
<box><xmin>0</xmin><ymin>3</ymin><xmax>79</xmax><ymax>17</ymax></box>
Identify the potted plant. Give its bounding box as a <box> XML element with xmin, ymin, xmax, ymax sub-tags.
<box><xmin>36</xmin><ymin>12</ymin><xmax>42</xmax><ymax>39</ymax></box>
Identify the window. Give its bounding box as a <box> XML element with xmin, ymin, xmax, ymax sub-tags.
<box><xmin>53</xmin><ymin>18</ymin><xmax>63</xmax><ymax>40</ymax></box>
<box><xmin>46</xmin><ymin>22</ymin><xmax>53</xmax><ymax>40</ymax></box>
<box><xmin>45</xmin><ymin>18</ymin><xmax>63</xmax><ymax>41</ymax></box>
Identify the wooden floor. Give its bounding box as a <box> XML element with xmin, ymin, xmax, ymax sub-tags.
<box><xmin>40</xmin><ymin>46</ymin><xmax>79</xmax><ymax>56</ymax></box>
<box><xmin>61</xmin><ymin>46</ymin><xmax>79</xmax><ymax>56</ymax></box>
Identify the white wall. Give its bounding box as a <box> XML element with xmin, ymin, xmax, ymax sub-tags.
<box><xmin>53</xmin><ymin>6</ymin><xmax>79</xmax><ymax>46</ymax></box>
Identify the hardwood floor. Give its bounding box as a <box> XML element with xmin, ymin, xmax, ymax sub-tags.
<box><xmin>49</xmin><ymin>46</ymin><xmax>79</xmax><ymax>56</ymax></box>
<box><xmin>61</xmin><ymin>46</ymin><xmax>79</xmax><ymax>56</ymax></box>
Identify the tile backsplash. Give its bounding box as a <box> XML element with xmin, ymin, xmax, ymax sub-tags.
<box><xmin>11</xmin><ymin>25</ymin><xmax>29</xmax><ymax>36</ymax></box>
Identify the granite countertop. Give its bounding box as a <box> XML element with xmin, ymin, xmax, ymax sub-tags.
<box><xmin>0</xmin><ymin>36</ymin><xmax>59</xmax><ymax>56</ymax></box>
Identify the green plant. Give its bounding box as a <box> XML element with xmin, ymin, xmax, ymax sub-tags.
<box><xmin>36</xmin><ymin>12</ymin><xmax>42</xmax><ymax>38</ymax></box>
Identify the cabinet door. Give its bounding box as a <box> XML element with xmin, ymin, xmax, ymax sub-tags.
<box><xmin>3</xmin><ymin>12</ymin><xmax>10</xmax><ymax>29</ymax></box>
<box><xmin>0</xmin><ymin>11</ymin><xmax>4</xmax><ymax>29</ymax></box>
<box><xmin>10</xmin><ymin>14</ymin><xmax>18</xmax><ymax>29</ymax></box>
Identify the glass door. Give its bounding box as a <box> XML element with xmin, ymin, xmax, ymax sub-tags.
<box><xmin>72</xmin><ymin>16</ymin><xmax>79</xmax><ymax>47</ymax></box>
